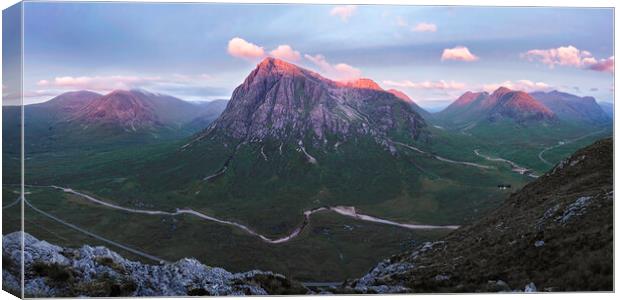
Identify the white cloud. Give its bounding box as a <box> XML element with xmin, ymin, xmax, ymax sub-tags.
<box><xmin>482</xmin><ymin>80</ymin><xmax>553</xmax><ymax>93</ymax></box>
<box><xmin>441</xmin><ymin>46</ymin><xmax>479</xmax><ymax>62</ymax></box>
<box><xmin>227</xmin><ymin>37</ymin><xmax>265</xmax><ymax>60</ymax></box>
<box><xmin>304</xmin><ymin>54</ymin><xmax>361</xmax><ymax>80</ymax></box>
<box><xmin>269</xmin><ymin>45</ymin><xmax>301</xmax><ymax>62</ymax></box>
<box><xmin>330</xmin><ymin>5</ymin><xmax>357</xmax><ymax>22</ymax></box>
<box><xmin>522</xmin><ymin>45</ymin><xmax>614</xmax><ymax>73</ymax></box>
<box><xmin>383</xmin><ymin>80</ymin><xmax>466</xmax><ymax>90</ymax></box>
<box><xmin>412</xmin><ymin>22</ymin><xmax>437</xmax><ymax>32</ymax></box>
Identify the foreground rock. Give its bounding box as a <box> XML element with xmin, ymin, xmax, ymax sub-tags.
<box><xmin>2</xmin><ymin>232</ymin><xmax>308</xmax><ymax>297</ymax></box>
<box><xmin>338</xmin><ymin>138</ymin><xmax>613</xmax><ymax>293</ymax></box>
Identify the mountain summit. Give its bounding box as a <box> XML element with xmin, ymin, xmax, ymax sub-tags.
<box><xmin>437</xmin><ymin>87</ymin><xmax>555</xmax><ymax>125</ymax></box>
<box><xmin>202</xmin><ymin>57</ymin><xmax>426</xmax><ymax>146</ymax></box>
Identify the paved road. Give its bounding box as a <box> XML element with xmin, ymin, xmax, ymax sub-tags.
<box><xmin>538</xmin><ymin>129</ymin><xmax>608</xmax><ymax>166</ymax></box>
<box><xmin>23</xmin><ymin>197</ymin><xmax>167</xmax><ymax>263</ymax></box>
<box><xmin>3</xmin><ymin>196</ymin><xmax>21</xmax><ymax>209</ymax></box>
<box><xmin>42</xmin><ymin>185</ymin><xmax>458</xmax><ymax>244</ymax></box>
<box><xmin>474</xmin><ymin>149</ymin><xmax>539</xmax><ymax>178</ymax></box>
<box><xmin>392</xmin><ymin>141</ymin><xmax>494</xmax><ymax>170</ymax></box>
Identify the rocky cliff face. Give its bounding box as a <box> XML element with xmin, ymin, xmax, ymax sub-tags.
<box><xmin>338</xmin><ymin>138</ymin><xmax>613</xmax><ymax>293</ymax></box>
<box><xmin>2</xmin><ymin>232</ymin><xmax>307</xmax><ymax>297</ymax></box>
<box><xmin>201</xmin><ymin>57</ymin><xmax>426</xmax><ymax>147</ymax></box>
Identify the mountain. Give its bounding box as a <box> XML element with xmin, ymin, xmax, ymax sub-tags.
<box><xmin>599</xmin><ymin>101</ymin><xmax>613</xmax><ymax>118</ymax></box>
<box><xmin>386</xmin><ymin>89</ymin><xmax>432</xmax><ymax>120</ymax></box>
<box><xmin>436</xmin><ymin>87</ymin><xmax>555</xmax><ymax>125</ymax></box>
<box><xmin>199</xmin><ymin>57</ymin><xmax>426</xmax><ymax>145</ymax></box>
<box><xmin>2</xmin><ymin>90</ymin><xmax>229</xmax><ymax>153</ymax></box>
<box><xmin>487</xmin><ymin>87</ymin><xmax>555</xmax><ymax>123</ymax></box>
<box><xmin>2</xmin><ymin>232</ymin><xmax>307</xmax><ymax>297</ymax></box>
<box><xmin>340</xmin><ymin>138</ymin><xmax>612</xmax><ymax>293</ymax></box>
<box><xmin>68</xmin><ymin>89</ymin><xmax>220</xmax><ymax>131</ymax></box>
<box><xmin>529</xmin><ymin>90</ymin><xmax>610</xmax><ymax>124</ymax></box>
<box><xmin>34</xmin><ymin>90</ymin><xmax>103</xmax><ymax>117</ymax></box>
<box><xmin>183</xmin><ymin>99</ymin><xmax>229</xmax><ymax>131</ymax></box>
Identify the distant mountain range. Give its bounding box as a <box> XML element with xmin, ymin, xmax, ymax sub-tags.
<box><xmin>436</xmin><ymin>88</ymin><xmax>610</xmax><ymax>126</ymax></box>
<box><xmin>529</xmin><ymin>90</ymin><xmax>610</xmax><ymax>124</ymax></box>
<box><xmin>2</xmin><ymin>89</ymin><xmax>229</xmax><ymax>150</ymax></box>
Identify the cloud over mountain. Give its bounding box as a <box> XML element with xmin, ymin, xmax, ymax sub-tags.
<box><xmin>482</xmin><ymin>80</ymin><xmax>553</xmax><ymax>93</ymax></box>
<box><xmin>383</xmin><ymin>80</ymin><xmax>465</xmax><ymax>90</ymax></box>
<box><xmin>304</xmin><ymin>54</ymin><xmax>361</xmax><ymax>80</ymax></box>
<box><xmin>227</xmin><ymin>37</ymin><xmax>265</xmax><ymax>60</ymax></box>
<box><xmin>522</xmin><ymin>45</ymin><xmax>614</xmax><ymax>73</ymax></box>
<box><xmin>269</xmin><ymin>45</ymin><xmax>301</xmax><ymax>62</ymax></box>
<box><xmin>441</xmin><ymin>46</ymin><xmax>479</xmax><ymax>62</ymax></box>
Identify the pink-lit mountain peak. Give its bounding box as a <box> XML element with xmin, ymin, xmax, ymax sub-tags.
<box><xmin>339</xmin><ymin>78</ymin><xmax>383</xmax><ymax>91</ymax></box>
<box><xmin>452</xmin><ymin>91</ymin><xmax>488</xmax><ymax>107</ymax></box>
<box><xmin>256</xmin><ymin>57</ymin><xmax>307</xmax><ymax>76</ymax></box>
<box><xmin>387</xmin><ymin>89</ymin><xmax>414</xmax><ymax>103</ymax></box>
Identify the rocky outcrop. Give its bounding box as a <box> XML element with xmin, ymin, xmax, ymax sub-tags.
<box><xmin>2</xmin><ymin>232</ymin><xmax>308</xmax><ymax>297</ymax></box>
<box><xmin>337</xmin><ymin>138</ymin><xmax>613</xmax><ymax>293</ymax></box>
<box><xmin>201</xmin><ymin>57</ymin><xmax>426</xmax><ymax>147</ymax></box>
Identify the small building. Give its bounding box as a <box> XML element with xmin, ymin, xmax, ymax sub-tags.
<box><xmin>497</xmin><ymin>184</ymin><xmax>512</xmax><ymax>190</ymax></box>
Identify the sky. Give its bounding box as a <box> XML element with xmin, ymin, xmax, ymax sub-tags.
<box><xmin>2</xmin><ymin>2</ymin><xmax>615</xmax><ymax>110</ymax></box>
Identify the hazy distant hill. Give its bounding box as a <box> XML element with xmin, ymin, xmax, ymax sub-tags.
<box><xmin>529</xmin><ymin>90</ymin><xmax>610</xmax><ymax>124</ymax></box>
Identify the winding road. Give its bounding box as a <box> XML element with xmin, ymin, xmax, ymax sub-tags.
<box><xmin>2</xmin><ymin>191</ymin><xmax>166</xmax><ymax>264</ymax></box>
<box><xmin>392</xmin><ymin>141</ymin><xmax>494</xmax><ymax>170</ymax></box>
<box><xmin>538</xmin><ymin>129</ymin><xmax>609</xmax><ymax>166</ymax></box>
<box><xmin>474</xmin><ymin>149</ymin><xmax>539</xmax><ymax>178</ymax></box>
<box><xmin>31</xmin><ymin>185</ymin><xmax>458</xmax><ymax>244</ymax></box>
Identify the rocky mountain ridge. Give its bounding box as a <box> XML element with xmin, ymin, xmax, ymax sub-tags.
<box><xmin>199</xmin><ymin>57</ymin><xmax>427</xmax><ymax>148</ymax></box>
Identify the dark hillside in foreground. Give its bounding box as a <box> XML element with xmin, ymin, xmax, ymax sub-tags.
<box><xmin>340</xmin><ymin>137</ymin><xmax>613</xmax><ymax>293</ymax></box>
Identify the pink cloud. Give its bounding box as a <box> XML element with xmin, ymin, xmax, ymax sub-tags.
<box><xmin>383</xmin><ymin>80</ymin><xmax>466</xmax><ymax>90</ymax></box>
<box><xmin>587</xmin><ymin>56</ymin><xmax>614</xmax><ymax>73</ymax></box>
<box><xmin>36</xmin><ymin>75</ymin><xmax>162</xmax><ymax>91</ymax></box>
<box><xmin>269</xmin><ymin>45</ymin><xmax>301</xmax><ymax>62</ymax></box>
<box><xmin>523</xmin><ymin>45</ymin><xmax>591</xmax><ymax>68</ymax></box>
<box><xmin>227</xmin><ymin>37</ymin><xmax>265</xmax><ymax>60</ymax></box>
<box><xmin>522</xmin><ymin>46</ymin><xmax>613</xmax><ymax>73</ymax></box>
<box><xmin>412</xmin><ymin>22</ymin><xmax>437</xmax><ymax>32</ymax></box>
<box><xmin>330</xmin><ymin>5</ymin><xmax>357</xmax><ymax>22</ymax></box>
<box><xmin>35</xmin><ymin>74</ymin><xmax>214</xmax><ymax>94</ymax></box>
<box><xmin>441</xmin><ymin>46</ymin><xmax>479</xmax><ymax>62</ymax></box>
<box><xmin>304</xmin><ymin>54</ymin><xmax>361</xmax><ymax>80</ymax></box>
<box><xmin>482</xmin><ymin>80</ymin><xmax>553</xmax><ymax>93</ymax></box>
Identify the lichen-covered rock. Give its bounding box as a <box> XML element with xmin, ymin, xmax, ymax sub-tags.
<box><xmin>2</xmin><ymin>232</ymin><xmax>308</xmax><ymax>297</ymax></box>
